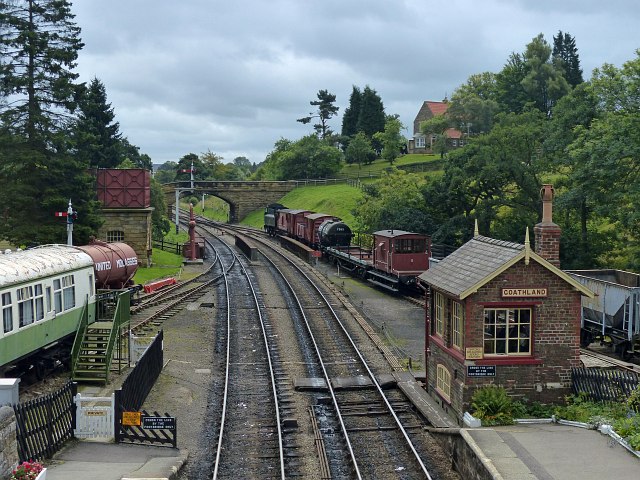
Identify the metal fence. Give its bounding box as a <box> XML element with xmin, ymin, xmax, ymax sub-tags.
<box><xmin>13</xmin><ymin>381</ymin><xmax>77</xmax><ymax>463</ymax></box>
<box><xmin>571</xmin><ymin>366</ymin><xmax>639</xmax><ymax>403</ymax></box>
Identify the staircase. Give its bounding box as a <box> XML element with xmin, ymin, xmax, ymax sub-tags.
<box><xmin>72</xmin><ymin>290</ymin><xmax>131</xmax><ymax>384</ymax></box>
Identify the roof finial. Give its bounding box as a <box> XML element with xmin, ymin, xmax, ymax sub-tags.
<box><xmin>525</xmin><ymin>227</ymin><xmax>531</xmax><ymax>265</ymax></box>
<box><xmin>474</xmin><ymin>219</ymin><xmax>479</xmax><ymax>237</ymax></box>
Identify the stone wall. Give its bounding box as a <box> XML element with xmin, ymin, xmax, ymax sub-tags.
<box><xmin>0</xmin><ymin>406</ymin><xmax>18</xmax><ymax>479</ymax></box>
<box><xmin>98</xmin><ymin>208</ymin><xmax>153</xmax><ymax>267</ymax></box>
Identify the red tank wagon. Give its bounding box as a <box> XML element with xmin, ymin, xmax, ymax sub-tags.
<box><xmin>76</xmin><ymin>241</ymin><xmax>139</xmax><ymax>289</ymax></box>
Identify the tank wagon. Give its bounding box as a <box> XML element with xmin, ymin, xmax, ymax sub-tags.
<box><xmin>265</xmin><ymin>205</ymin><xmax>431</xmax><ymax>292</ymax></box>
<box><xmin>567</xmin><ymin>269</ymin><xmax>640</xmax><ymax>359</ymax></box>
<box><xmin>0</xmin><ymin>242</ymin><xmax>138</xmax><ymax>376</ymax></box>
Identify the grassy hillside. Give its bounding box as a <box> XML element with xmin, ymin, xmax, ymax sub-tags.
<box><xmin>241</xmin><ymin>183</ymin><xmax>363</xmax><ymax>228</ymax></box>
<box><xmin>338</xmin><ymin>153</ymin><xmax>442</xmax><ymax>178</ymax></box>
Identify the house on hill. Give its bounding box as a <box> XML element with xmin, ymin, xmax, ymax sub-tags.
<box><xmin>407</xmin><ymin>100</ymin><xmax>465</xmax><ymax>154</ymax></box>
<box><xmin>417</xmin><ymin>185</ymin><xmax>595</xmax><ymax>423</ymax></box>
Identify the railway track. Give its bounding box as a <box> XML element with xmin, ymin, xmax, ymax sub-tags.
<box><xmin>206</xmin><ymin>231</ymin><xmax>286</xmax><ymax>479</ymax></box>
<box><xmin>242</xmin><ymin>229</ymin><xmax>437</xmax><ymax>479</ymax></box>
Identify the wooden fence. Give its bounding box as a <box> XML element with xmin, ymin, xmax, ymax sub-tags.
<box><xmin>13</xmin><ymin>381</ymin><xmax>76</xmax><ymax>463</ymax></box>
<box><xmin>572</xmin><ymin>367</ymin><xmax>639</xmax><ymax>403</ymax></box>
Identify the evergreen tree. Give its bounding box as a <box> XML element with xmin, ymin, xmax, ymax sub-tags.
<box><xmin>73</xmin><ymin>77</ymin><xmax>122</xmax><ymax>168</ymax></box>
<box><xmin>0</xmin><ymin>0</ymin><xmax>84</xmax><ymax>142</ymax></box>
<box><xmin>297</xmin><ymin>89</ymin><xmax>339</xmax><ymax>139</ymax></box>
<box><xmin>553</xmin><ymin>31</ymin><xmax>584</xmax><ymax>87</ymax></box>
<box><xmin>356</xmin><ymin>85</ymin><xmax>385</xmax><ymax>139</ymax></box>
<box><xmin>341</xmin><ymin>86</ymin><xmax>361</xmax><ymax>138</ymax></box>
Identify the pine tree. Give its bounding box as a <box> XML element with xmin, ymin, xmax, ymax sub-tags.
<box><xmin>73</xmin><ymin>78</ymin><xmax>122</xmax><ymax>168</ymax></box>
<box><xmin>297</xmin><ymin>89</ymin><xmax>339</xmax><ymax>139</ymax></box>
<box><xmin>552</xmin><ymin>31</ymin><xmax>584</xmax><ymax>87</ymax></box>
<box><xmin>356</xmin><ymin>86</ymin><xmax>385</xmax><ymax>139</ymax></box>
<box><xmin>341</xmin><ymin>86</ymin><xmax>361</xmax><ymax>138</ymax></box>
<box><xmin>0</xmin><ymin>0</ymin><xmax>84</xmax><ymax>142</ymax></box>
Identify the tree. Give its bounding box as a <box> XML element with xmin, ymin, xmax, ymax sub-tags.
<box><xmin>495</xmin><ymin>52</ymin><xmax>530</xmax><ymax>114</ymax></box>
<box><xmin>154</xmin><ymin>161</ymin><xmax>178</xmax><ymax>184</ymax></box>
<box><xmin>553</xmin><ymin>31</ymin><xmax>583</xmax><ymax>87</ymax></box>
<box><xmin>448</xmin><ymin>72</ymin><xmax>500</xmax><ymax>134</ymax></box>
<box><xmin>0</xmin><ymin>0</ymin><xmax>84</xmax><ymax>142</ymax></box>
<box><xmin>520</xmin><ymin>34</ymin><xmax>570</xmax><ymax>115</ymax></box>
<box><xmin>374</xmin><ymin>116</ymin><xmax>406</xmax><ymax>164</ymax></box>
<box><xmin>420</xmin><ymin>114</ymin><xmax>451</xmax><ymax>158</ymax></box>
<box><xmin>276</xmin><ymin>135</ymin><xmax>343</xmax><ymax>180</ymax></box>
<box><xmin>73</xmin><ymin>77</ymin><xmax>122</xmax><ymax>168</ymax></box>
<box><xmin>297</xmin><ymin>89</ymin><xmax>339</xmax><ymax>139</ymax></box>
<box><xmin>356</xmin><ymin>86</ymin><xmax>385</xmax><ymax>142</ymax></box>
<box><xmin>118</xmin><ymin>138</ymin><xmax>152</xmax><ymax>170</ymax></box>
<box><xmin>345</xmin><ymin>131</ymin><xmax>375</xmax><ymax>167</ymax></box>
<box><xmin>341</xmin><ymin>86</ymin><xmax>362</xmax><ymax>138</ymax></box>
<box><xmin>150</xmin><ymin>177</ymin><xmax>170</xmax><ymax>238</ymax></box>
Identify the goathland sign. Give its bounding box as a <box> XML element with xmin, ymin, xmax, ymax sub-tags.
<box><xmin>501</xmin><ymin>288</ymin><xmax>548</xmax><ymax>298</ymax></box>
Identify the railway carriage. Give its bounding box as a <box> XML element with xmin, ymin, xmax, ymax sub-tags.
<box><xmin>0</xmin><ymin>245</ymin><xmax>98</xmax><ymax>376</ymax></box>
<box><xmin>0</xmin><ymin>242</ymin><xmax>139</xmax><ymax>377</ymax></box>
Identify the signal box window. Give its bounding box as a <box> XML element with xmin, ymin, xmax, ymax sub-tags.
<box><xmin>107</xmin><ymin>230</ymin><xmax>124</xmax><ymax>242</ymax></box>
<box><xmin>2</xmin><ymin>292</ymin><xmax>13</xmax><ymax>333</ymax></box>
<box><xmin>452</xmin><ymin>301</ymin><xmax>463</xmax><ymax>350</ymax></box>
<box><xmin>434</xmin><ymin>291</ymin><xmax>444</xmax><ymax>337</ymax></box>
<box><xmin>484</xmin><ymin>307</ymin><xmax>531</xmax><ymax>356</ymax></box>
<box><xmin>436</xmin><ymin>364</ymin><xmax>451</xmax><ymax>402</ymax></box>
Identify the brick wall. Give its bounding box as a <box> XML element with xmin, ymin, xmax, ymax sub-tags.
<box><xmin>427</xmin><ymin>258</ymin><xmax>583</xmax><ymax>420</ymax></box>
<box><xmin>0</xmin><ymin>406</ymin><xmax>18</xmax><ymax>479</ymax></box>
<box><xmin>98</xmin><ymin>208</ymin><xmax>153</xmax><ymax>267</ymax></box>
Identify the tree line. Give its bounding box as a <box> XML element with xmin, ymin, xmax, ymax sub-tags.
<box><xmin>355</xmin><ymin>33</ymin><xmax>640</xmax><ymax>271</ymax></box>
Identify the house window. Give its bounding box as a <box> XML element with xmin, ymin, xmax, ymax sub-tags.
<box><xmin>436</xmin><ymin>364</ymin><xmax>451</xmax><ymax>402</ymax></box>
<box><xmin>452</xmin><ymin>301</ymin><xmax>463</xmax><ymax>349</ymax></box>
<box><xmin>2</xmin><ymin>292</ymin><xmax>13</xmax><ymax>333</ymax></box>
<box><xmin>415</xmin><ymin>136</ymin><xmax>425</xmax><ymax>148</ymax></box>
<box><xmin>17</xmin><ymin>286</ymin><xmax>34</xmax><ymax>327</ymax></box>
<box><xmin>434</xmin><ymin>292</ymin><xmax>444</xmax><ymax>337</ymax></box>
<box><xmin>107</xmin><ymin>230</ymin><xmax>124</xmax><ymax>242</ymax></box>
<box><xmin>484</xmin><ymin>307</ymin><xmax>531</xmax><ymax>356</ymax></box>
<box><xmin>452</xmin><ymin>139</ymin><xmax>458</xmax><ymax>147</ymax></box>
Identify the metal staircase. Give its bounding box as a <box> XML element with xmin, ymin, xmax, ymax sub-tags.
<box><xmin>71</xmin><ymin>290</ymin><xmax>131</xmax><ymax>384</ymax></box>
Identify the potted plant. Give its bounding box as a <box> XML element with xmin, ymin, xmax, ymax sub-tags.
<box><xmin>10</xmin><ymin>461</ymin><xmax>46</xmax><ymax>480</ymax></box>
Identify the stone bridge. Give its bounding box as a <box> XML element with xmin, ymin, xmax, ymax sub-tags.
<box><xmin>162</xmin><ymin>180</ymin><xmax>299</xmax><ymax>223</ymax></box>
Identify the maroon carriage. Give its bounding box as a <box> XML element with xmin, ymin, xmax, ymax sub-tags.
<box><xmin>371</xmin><ymin>230</ymin><xmax>430</xmax><ymax>286</ymax></box>
<box><xmin>301</xmin><ymin>213</ymin><xmax>338</xmax><ymax>247</ymax></box>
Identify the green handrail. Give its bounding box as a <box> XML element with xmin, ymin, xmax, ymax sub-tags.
<box><xmin>70</xmin><ymin>300</ymin><xmax>89</xmax><ymax>378</ymax></box>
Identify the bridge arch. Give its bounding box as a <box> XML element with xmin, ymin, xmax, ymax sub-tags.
<box><xmin>162</xmin><ymin>180</ymin><xmax>298</xmax><ymax>223</ymax></box>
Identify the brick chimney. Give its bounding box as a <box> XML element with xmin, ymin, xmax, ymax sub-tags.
<box><xmin>534</xmin><ymin>184</ymin><xmax>561</xmax><ymax>267</ymax></box>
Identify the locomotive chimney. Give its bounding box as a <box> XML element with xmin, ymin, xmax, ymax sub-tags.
<box><xmin>534</xmin><ymin>184</ymin><xmax>561</xmax><ymax>267</ymax></box>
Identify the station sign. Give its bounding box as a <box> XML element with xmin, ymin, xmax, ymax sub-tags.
<box><xmin>502</xmin><ymin>287</ymin><xmax>547</xmax><ymax>298</ymax></box>
<box><xmin>122</xmin><ymin>411</ymin><xmax>141</xmax><ymax>426</ymax></box>
<box><xmin>467</xmin><ymin>365</ymin><xmax>496</xmax><ymax>377</ymax></box>
<box><xmin>142</xmin><ymin>416</ymin><xmax>176</xmax><ymax>430</ymax></box>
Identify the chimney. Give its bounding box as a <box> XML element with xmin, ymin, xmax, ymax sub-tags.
<box><xmin>534</xmin><ymin>184</ymin><xmax>561</xmax><ymax>267</ymax></box>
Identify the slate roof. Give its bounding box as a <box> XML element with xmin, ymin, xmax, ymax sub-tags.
<box><xmin>419</xmin><ymin>235</ymin><xmax>524</xmax><ymax>298</ymax></box>
<box><xmin>419</xmin><ymin>234</ymin><xmax>595</xmax><ymax>299</ymax></box>
<box><xmin>374</xmin><ymin>229</ymin><xmax>422</xmax><ymax>238</ymax></box>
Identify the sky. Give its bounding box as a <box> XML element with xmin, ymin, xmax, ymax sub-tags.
<box><xmin>71</xmin><ymin>0</ymin><xmax>639</xmax><ymax>167</ymax></box>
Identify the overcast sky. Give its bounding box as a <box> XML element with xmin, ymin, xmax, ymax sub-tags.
<box><xmin>71</xmin><ymin>0</ymin><xmax>639</xmax><ymax>167</ymax></box>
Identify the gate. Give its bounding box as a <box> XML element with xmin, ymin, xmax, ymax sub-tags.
<box><xmin>73</xmin><ymin>393</ymin><xmax>115</xmax><ymax>439</ymax></box>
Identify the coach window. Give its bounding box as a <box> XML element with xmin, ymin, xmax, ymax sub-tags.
<box><xmin>53</xmin><ymin>279</ymin><xmax>63</xmax><ymax>313</ymax></box>
<box><xmin>17</xmin><ymin>286</ymin><xmax>34</xmax><ymax>327</ymax></box>
<box><xmin>2</xmin><ymin>292</ymin><xmax>13</xmax><ymax>333</ymax></box>
<box><xmin>107</xmin><ymin>230</ymin><xmax>124</xmax><ymax>242</ymax></box>
<box><xmin>434</xmin><ymin>291</ymin><xmax>445</xmax><ymax>337</ymax></box>
<box><xmin>46</xmin><ymin>286</ymin><xmax>52</xmax><ymax>313</ymax></box>
<box><xmin>484</xmin><ymin>307</ymin><xmax>531</xmax><ymax>356</ymax></box>
<box><xmin>452</xmin><ymin>301</ymin><xmax>463</xmax><ymax>350</ymax></box>
<box><xmin>436</xmin><ymin>364</ymin><xmax>451</xmax><ymax>402</ymax></box>
<box><xmin>62</xmin><ymin>275</ymin><xmax>76</xmax><ymax>310</ymax></box>
<box><xmin>34</xmin><ymin>284</ymin><xmax>44</xmax><ymax>321</ymax></box>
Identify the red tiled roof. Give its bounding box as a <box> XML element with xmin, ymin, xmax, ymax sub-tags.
<box><xmin>426</xmin><ymin>101</ymin><xmax>449</xmax><ymax>116</ymax></box>
<box><xmin>445</xmin><ymin>127</ymin><xmax>462</xmax><ymax>139</ymax></box>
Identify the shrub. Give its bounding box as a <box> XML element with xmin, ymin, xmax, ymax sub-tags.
<box><xmin>554</xmin><ymin>393</ymin><xmax>627</xmax><ymax>426</ymax></box>
<box><xmin>471</xmin><ymin>386</ymin><xmax>515</xmax><ymax>426</ymax></box>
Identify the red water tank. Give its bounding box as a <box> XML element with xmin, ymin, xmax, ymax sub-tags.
<box><xmin>76</xmin><ymin>241</ymin><xmax>139</xmax><ymax>289</ymax></box>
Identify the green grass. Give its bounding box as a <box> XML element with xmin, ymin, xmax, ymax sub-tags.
<box><xmin>338</xmin><ymin>153</ymin><xmax>441</xmax><ymax>178</ymax></box>
<box><xmin>241</xmin><ymin>183</ymin><xmax>363</xmax><ymax>228</ymax></box>
<box><xmin>133</xmin><ymin>248</ymin><xmax>184</xmax><ymax>285</ymax></box>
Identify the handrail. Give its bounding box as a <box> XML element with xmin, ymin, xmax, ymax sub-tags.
<box><xmin>104</xmin><ymin>290</ymin><xmax>131</xmax><ymax>381</ymax></box>
<box><xmin>70</xmin><ymin>299</ymin><xmax>89</xmax><ymax>378</ymax></box>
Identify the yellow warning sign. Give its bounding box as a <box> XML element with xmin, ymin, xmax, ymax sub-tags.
<box><xmin>122</xmin><ymin>411</ymin><xmax>141</xmax><ymax>426</ymax></box>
